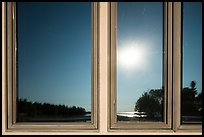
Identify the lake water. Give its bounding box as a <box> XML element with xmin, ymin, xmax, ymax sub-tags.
<box><xmin>117</xmin><ymin>111</ymin><xmax>147</xmax><ymax>118</ymax></box>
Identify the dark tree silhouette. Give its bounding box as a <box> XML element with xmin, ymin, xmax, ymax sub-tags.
<box><xmin>195</xmin><ymin>91</ymin><xmax>202</xmax><ymax>115</ymax></box>
<box><xmin>134</xmin><ymin>88</ymin><xmax>164</xmax><ymax>121</ymax></box>
<box><xmin>182</xmin><ymin>81</ymin><xmax>201</xmax><ymax>116</ymax></box>
<box><xmin>17</xmin><ymin>98</ymin><xmax>87</xmax><ymax>122</ymax></box>
<box><xmin>134</xmin><ymin>80</ymin><xmax>202</xmax><ymax>122</ymax></box>
<box><xmin>190</xmin><ymin>81</ymin><xmax>196</xmax><ymax>90</ymax></box>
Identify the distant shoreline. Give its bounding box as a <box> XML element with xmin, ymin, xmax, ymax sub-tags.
<box><xmin>27</xmin><ymin>115</ymin><xmax>91</xmax><ymax>122</ymax></box>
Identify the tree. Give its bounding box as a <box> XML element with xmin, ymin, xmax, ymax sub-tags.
<box><xmin>190</xmin><ymin>81</ymin><xmax>196</xmax><ymax>90</ymax></box>
<box><xmin>17</xmin><ymin>98</ymin><xmax>87</xmax><ymax>122</ymax></box>
<box><xmin>134</xmin><ymin>81</ymin><xmax>201</xmax><ymax>122</ymax></box>
<box><xmin>135</xmin><ymin>88</ymin><xmax>163</xmax><ymax>121</ymax></box>
<box><xmin>195</xmin><ymin>90</ymin><xmax>202</xmax><ymax>115</ymax></box>
<box><xmin>182</xmin><ymin>81</ymin><xmax>198</xmax><ymax>116</ymax></box>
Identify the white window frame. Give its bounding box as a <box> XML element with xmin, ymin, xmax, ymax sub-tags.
<box><xmin>2</xmin><ymin>2</ymin><xmax>202</xmax><ymax>135</ymax></box>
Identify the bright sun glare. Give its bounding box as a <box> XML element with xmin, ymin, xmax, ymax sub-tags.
<box><xmin>118</xmin><ymin>42</ymin><xmax>147</xmax><ymax>71</ymax></box>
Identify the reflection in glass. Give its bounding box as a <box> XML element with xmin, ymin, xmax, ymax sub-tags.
<box><xmin>117</xmin><ymin>2</ymin><xmax>164</xmax><ymax>122</ymax></box>
<box><xmin>17</xmin><ymin>2</ymin><xmax>91</xmax><ymax>122</ymax></box>
<box><xmin>182</xmin><ymin>2</ymin><xmax>202</xmax><ymax>124</ymax></box>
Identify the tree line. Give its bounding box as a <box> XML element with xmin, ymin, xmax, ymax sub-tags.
<box><xmin>135</xmin><ymin>81</ymin><xmax>202</xmax><ymax>121</ymax></box>
<box><xmin>17</xmin><ymin>98</ymin><xmax>87</xmax><ymax>121</ymax></box>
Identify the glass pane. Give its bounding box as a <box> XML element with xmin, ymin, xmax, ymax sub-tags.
<box><xmin>17</xmin><ymin>2</ymin><xmax>91</xmax><ymax>122</ymax></box>
<box><xmin>182</xmin><ymin>2</ymin><xmax>202</xmax><ymax>124</ymax></box>
<box><xmin>117</xmin><ymin>2</ymin><xmax>164</xmax><ymax>122</ymax></box>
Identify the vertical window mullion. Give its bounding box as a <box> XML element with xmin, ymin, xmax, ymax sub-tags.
<box><xmin>7</xmin><ymin>2</ymin><xmax>15</xmax><ymax>129</ymax></box>
<box><xmin>172</xmin><ymin>2</ymin><xmax>182</xmax><ymax>131</ymax></box>
<box><xmin>12</xmin><ymin>2</ymin><xmax>17</xmax><ymax>125</ymax></box>
<box><xmin>163</xmin><ymin>2</ymin><xmax>167</xmax><ymax>125</ymax></box>
<box><xmin>110</xmin><ymin>2</ymin><xmax>117</xmax><ymax>128</ymax></box>
<box><xmin>92</xmin><ymin>2</ymin><xmax>99</xmax><ymax>128</ymax></box>
<box><xmin>167</xmin><ymin>2</ymin><xmax>173</xmax><ymax>128</ymax></box>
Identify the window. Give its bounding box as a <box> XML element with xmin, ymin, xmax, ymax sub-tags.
<box><xmin>3</xmin><ymin>2</ymin><xmax>99</xmax><ymax>131</ymax></box>
<box><xmin>109</xmin><ymin>2</ymin><xmax>169</xmax><ymax>130</ymax></box>
<box><xmin>109</xmin><ymin>2</ymin><xmax>202</xmax><ymax>132</ymax></box>
<box><xmin>17</xmin><ymin>2</ymin><xmax>93</xmax><ymax>123</ymax></box>
<box><xmin>2</xmin><ymin>2</ymin><xmax>202</xmax><ymax>135</ymax></box>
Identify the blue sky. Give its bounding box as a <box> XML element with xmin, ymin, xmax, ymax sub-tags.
<box><xmin>183</xmin><ymin>2</ymin><xmax>202</xmax><ymax>93</ymax></box>
<box><xmin>117</xmin><ymin>2</ymin><xmax>163</xmax><ymax>112</ymax></box>
<box><xmin>17</xmin><ymin>2</ymin><xmax>92</xmax><ymax>111</ymax></box>
<box><xmin>17</xmin><ymin>2</ymin><xmax>202</xmax><ymax>113</ymax></box>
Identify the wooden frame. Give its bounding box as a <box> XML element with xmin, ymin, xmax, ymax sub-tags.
<box><xmin>3</xmin><ymin>2</ymin><xmax>99</xmax><ymax>132</ymax></box>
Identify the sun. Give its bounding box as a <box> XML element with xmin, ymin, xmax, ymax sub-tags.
<box><xmin>118</xmin><ymin>42</ymin><xmax>146</xmax><ymax>71</ymax></box>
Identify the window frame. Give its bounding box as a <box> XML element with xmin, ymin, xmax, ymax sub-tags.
<box><xmin>108</xmin><ymin>2</ymin><xmax>202</xmax><ymax>132</ymax></box>
<box><xmin>176</xmin><ymin>2</ymin><xmax>202</xmax><ymax>131</ymax></box>
<box><xmin>108</xmin><ymin>2</ymin><xmax>170</xmax><ymax>131</ymax></box>
<box><xmin>2</xmin><ymin>2</ymin><xmax>202</xmax><ymax>135</ymax></box>
<box><xmin>3</xmin><ymin>2</ymin><xmax>99</xmax><ymax>132</ymax></box>
<box><xmin>171</xmin><ymin>2</ymin><xmax>202</xmax><ymax>132</ymax></box>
